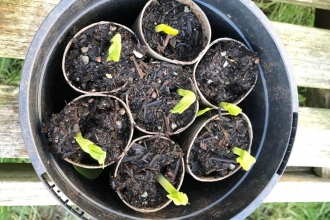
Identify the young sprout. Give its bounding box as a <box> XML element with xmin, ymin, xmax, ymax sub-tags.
<box><xmin>197</xmin><ymin>107</ymin><xmax>213</xmax><ymax>116</ymax></box>
<box><xmin>107</xmin><ymin>33</ymin><xmax>122</xmax><ymax>62</ymax></box>
<box><xmin>231</xmin><ymin>146</ymin><xmax>256</xmax><ymax>171</ymax></box>
<box><xmin>75</xmin><ymin>132</ymin><xmax>107</xmax><ymax>168</ymax></box>
<box><xmin>219</xmin><ymin>102</ymin><xmax>242</xmax><ymax>116</ymax></box>
<box><xmin>155</xmin><ymin>24</ymin><xmax>179</xmax><ymax>36</ymax></box>
<box><xmin>156</xmin><ymin>173</ymin><xmax>188</xmax><ymax>206</ymax></box>
<box><xmin>170</xmin><ymin>89</ymin><xmax>196</xmax><ymax>114</ymax></box>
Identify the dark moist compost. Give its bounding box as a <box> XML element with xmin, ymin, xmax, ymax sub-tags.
<box><xmin>195</xmin><ymin>40</ymin><xmax>259</xmax><ymax>104</ymax></box>
<box><xmin>124</xmin><ymin>60</ymin><xmax>197</xmax><ymax>134</ymax></box>
<box><xmin>143</xmin><ymin>0</ymin><xmax>204</xmax><ymax>61</ymax></box>
<box><xmin>113</xmin><ymin>137</ymin><xmax>184</xmax><ymax>209</ymax></box>
<box><xmin>47</xmin><ymin>96</ymin><xmax>131</xmax><ymax>166</ymax></box>
<box><xmin>65</xmin><ymin>23</ymin><xmax>146</xmax><ymax>93</ymax></box>
<box><xmin>189</xmin><ymin>114</ymin><xmax>250</xmax><ymax>178</ymax></box>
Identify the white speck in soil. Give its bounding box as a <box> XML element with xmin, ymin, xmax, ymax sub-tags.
<box><xmin>80</xmin><ymin>55</ymin><xmax>89</xmax><ymax>65</ymax></box>
<box><xmin>81</xmin><ymin>47</ymin><xmax>89</xmax><ymax>53</ymax></box>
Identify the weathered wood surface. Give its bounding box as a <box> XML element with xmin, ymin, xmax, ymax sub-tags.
<box><xmin>264</xmin><ymin>171</ymin><xmax>330</xmax><ymax>202</ymax></box>
<box><xmin>272</xmin><ymin>22</ymin><xmax>330</xmax><ymax>89</ymax></box>
<box><xmin>1</xmin><ymin>163</ymin><xmax>329</xmax><ymax>205</ymax></box>
<box><xmin>1</xmin><ymin>85</ymin><xmax>329</xmax><ymax>167</ymax></box>
<box><xmin>274</xmin><ymin>0</ymin><xmax>330</xmax><ymax>10</ymax></box>
<box><xmin>0</xmin><ymin>85</ymin><xmax>27</xmax><ymax>158</ymax></box>
<box><xmin>0</xmin><ymin>0</ymin><xmax>60</xmax><ymax>59</ymax></box>
<box><xmin>314</xmin><ymin>167</ymin><xmax>330</xmax><ymax>178</ymax></box>
<box><xmin>0</xmin><ymin>1</ymin><xmax>330</xmax><ymax>89</ymax></box>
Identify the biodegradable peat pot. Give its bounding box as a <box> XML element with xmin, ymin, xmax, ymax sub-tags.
<box><xmin>193</xmin><ymin>38</ymin><xmax>259</xmax><ymax>109</ymax></box>
<box><xmin>181</xmin><ymin>112</ymin><xmax>253</xmax><ymax>182</ymax></box>
<box><xmin>124</xmin><ymin>60</ymin><xmax>199</xmax><ymax>135</ymax></box>
<box><xmin>47</xmin><ymin>94</ymin><xmax>134</xmax><ymax>169</ymax></box>
<box><xmin>63</xmin><ymin>21</ymin><xmax>146</xmax><ymax>94</ymax></box>
<box><xmin>113</xmin><ymin>135</ymin><xmax>185</xmax><ymax>212</ymax></box>
<box><xmin>132</xmin><ymin>0</ymin><xmax>211</xmax><ymax>65</ymax></box>
<box><xmin>19</xmin><ymin>0</ymin><xmax>298</xmax><ymax>219</ymax></box>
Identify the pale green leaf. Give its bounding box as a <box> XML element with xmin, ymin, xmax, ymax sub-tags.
<box><xmin>231</xmin><ymin>146</ymin><xmax>256</xmax><ymax>171</ymax></box>
<box><xmin>75</xmin><ymin>132</ymin><xmax>107</xmax><ymax>168</ymax></box>
<box><xmin>219</xmin><ymin>102</ymin><xmax>242</xmax><ymax>116</ymax></box>
<box><xmin>155</xmin><ymin>24</ymin><xmax>179</xmax><ymax>36</ymax></box>
<box><xmin>107</xmin><ymin>33</ymin><xmax>122</xmax><ymax>62</ymax></box>
<box><xmin>170</xmin><ymin>89</ymin><xmax>196</xmax><ymax>114</ymax></box>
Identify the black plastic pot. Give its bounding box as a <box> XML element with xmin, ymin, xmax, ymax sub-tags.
<box><xmin>19</xmin><ymin>0</ymin><xmax>298</xmax><ymax>219</ymax></box>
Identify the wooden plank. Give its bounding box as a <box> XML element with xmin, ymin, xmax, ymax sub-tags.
<box><xmin>272</xmin><ymin>22</ymin><xmax>330</xmax><ymax>89</ymax></box>
<box><xmin>1</xmin><ymin>164</ymin><xmax>329</xmax><ymax>205</ymax></box>
<box><xmin>1</xmin><ymin>85</ymin><xmax>330</xmax><ymax>167</ymax></box>
<box><xmin>273</xmin><ymin>0</ymin><xmax>330</xmax><ymax>10</ymax></box>
<box><xmin>287</xmin><ymin>107</ymin><xmax>330</xmax><ymax>167</ymax></box>
<box><xmin>0</xmin><ymin>1</ymin><xmax>330</xmax><ymax>89</ymax></box>
<box><xmin>0</xmin><ymin>0</ymin><xmax>60</xmax><ymax>59</ymax></box>
<box><xmin>0</xmin><ymin>85</ymin><xmax>27</xmax><ymax>158</ymax></box>
<box><xmin>264</xmin><ymin>171</ymin><xmax>330</xmax><ymax>202</ymax></box>
<box><xmin>0</xmin><ymin>163</ymin><xmax>59</xmax><ymax>206</ymax></box>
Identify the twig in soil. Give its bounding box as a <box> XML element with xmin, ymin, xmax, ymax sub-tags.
<box><xmin>205</xmin><ymin>168</ymin><xmax>217</xmax><ymax>175</ymax></box>
<box><xmin>195</xmin><ymin>136</ymin><xmax>216</xmax><ymax>143</ymax></box>
<box><xmin>140</xmin><ymin>60</ymin><xmax>151</xmax><ymax>70</ymax></box>
<box><xmin>196</xmin><ymin>131</ymin><xmax>210</xmax><ymax>141</ymax></box>
<box><xmin>130</xmin><ymin>56</ymin><xmax>145</xmax><ymax>78</ymax></box>
<box><xmin>164</xmin><ymin>114</ymin><xmax>171</xmax><ymax>133</ymax></box>
<box><xmin>149</xmin><ymin>154</ymin><xmax>161</xmax><ymax>167</ymax></box>
<box><xmin>173</xmin><ymin>159</ymin><xmax>181</xmax><ymax>178</ymax></box>
<box><xmin>108</xmin><ymin>81</ymin><xmax>128</xmax><ymax>94</ymax></box>
<box><xmin>146</xmin><ymin>100</ymin><xmax>162</xmax><ymax>107</ymax></box>
<box><xmin>142</xmin><ymin>152</ymin><xmax>152</xmax><ymax>163</ymax></box>
<box><xmin>163</xmin><ymin>35</ymin><xmax>173</xmax><ymax>48</ymax></box>
<box><xmin>210</xmin><ymin>155</ymin><xmax>237</xmax><ymax>164</ymax></box>
<box><xmin>122</xmin><ymin>154</ymin><xmax>144</xmax><ymax>163</ymax></box>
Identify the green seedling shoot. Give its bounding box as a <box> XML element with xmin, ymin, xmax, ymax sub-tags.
<box><xmin>156</xmin><ymin>173</ymin><xmax>188</xmax><ymax>206</ymax></box>
<box><xmin>197</xmin><ymin>107</ymin><xmax>213</xmax><ymax>116</ymax></box>
<box><xmin>155</xmin><ymin>24</ymin><xmax>179</xmax><ymax>36</ymax></box>
<box><xmin>75</xmin><ymin>132</ymin><xmax>107</xmax><ymax>168</ymax></box>
<box><xmin>231</xmin><ymin>146</ymin><xmax>256</xmax><ymax>171</ymax></box>
<box><xmin>219</xmin><ymin>102</ymin><xmax>242</xmax><ymax>116</ymax></box>
<box><xmin>170</xmin><ymin>89</ymin><xmax>196</xmax><ymax>114</ymax></box>
<box><xmin>107</xmin><ymin>33</ymin><xmax>122</xmax><ymax>62</ymax></box>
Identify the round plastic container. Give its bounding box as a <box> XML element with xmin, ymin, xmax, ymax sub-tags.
<box><xmin>19</xmin><ymin>0</ymin><xmax>298</xmax><ymax>219</ymax></box>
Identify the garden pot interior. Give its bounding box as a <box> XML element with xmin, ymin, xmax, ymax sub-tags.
<box><xmin>19</xmin><ymin>0</ymin><xmax>298</xmax><ymax>219</ymax></box>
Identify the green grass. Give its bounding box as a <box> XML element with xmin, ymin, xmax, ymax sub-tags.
<box><xmin>254</xmin><ymin>0</ymin><xmax>315</xmax><ymax>26</ymax></box>
<box><xmin>0</xmin><ymin>158</ymin><xmax>31</xmax><ymax>163</ymax></box>
<box><xmin>0</xmin><ymin>58</ymin><xmax>23</xmax><ymax>85</ymax></box>
<box><xmin>249</xmin><ymin>202</ymin><xmax>330</xmax><ymax>220</ymax></box>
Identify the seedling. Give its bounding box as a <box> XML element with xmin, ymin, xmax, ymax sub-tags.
<box><xmin>155</xmin><ymin>24</ymin><xmax>179</xmax><ymax>36</ymax></box>
<box><xmin>197</xmin><ymin>107</ymin><xmax>213</xmax><ymax>116</ymax></box>
<box><xmin>107</xmin><ymin>33</ymin><xmax>122</xmax><ymax>62</ymax></box>
<box><xmin>156</xmin><ymin>173</ymin><xmax>188</xmax><ymax>206</ymax></box>
<box><xmin>219</xmin><ymin>102</ymin><xmax>242</xmax><ymax>116</ymax></box>
<box><xmin>170</xmin><ymin>89</ymin><xmax>196</xmax><ymax>114</ymax></box>
<box><xmin>231</xmin><ymin>146</ymin><xmax>256</xmax><ymax>171</ymax></box>
<box><xmin>75</xmin><ymin>132</ymin><xmax>107</xmax><ymax>168</ymax></box>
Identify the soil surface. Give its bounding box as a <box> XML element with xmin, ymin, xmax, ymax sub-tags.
<box><xmin>195</xmin><ymin>40</ymin><xmax>259</xmax><ymax>104</ymax></box>
<box><xmin>48</xmin><ymin>96</ymin><xmax>131</xmax><ymax>166</ymax></box>
<box><xmin>188</xmin><ymin>114</ymin><xmax>250</xmax><ymax>178</ymax></box>
<box><xmin>142</xmin><ymin>0</ymin><xmax>204</xmax><ymax>61</ymax></box>
<box><xmin>113</xmin><ymin>136</ymin><xmax>184</xmax><ymax>209</ymax></box>
<box><xmin>65</xmin><ymin>23</ymin><xmax>147</xmax><ymax>93</ymax></box>
<box><xmin>123</xmin><ymin>60</ymin><xmax>197</xmax><ymax>134</ymax></box>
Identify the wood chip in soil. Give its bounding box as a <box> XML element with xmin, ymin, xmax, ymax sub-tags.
<box><xmin>47</xmin><ymin>96</ymin><xmax>131</xmax><ymax>166</ymax></box>
<box><xmin>65</xmin><ymin>23</ymin><xmax>147</xmax><ymax>93</ymax></box>
<box><xmin>142</xmin><ymin>0</ymin><xmax>204</xmax><ymax>61</ymax></box>
<box><xmin>189</xmin><ymin>114</ymin><xmax>250</xmax><ymax>178</ymax></box>
<box><xmin>114</xmin><ymin>137</ymin><xmax>184</xmax><ymax>209</ymax></box>
<box><xmin>195</xmin><ymin>40</ymin><xmax>259</xmax><ymax>104</ymax></box>
<box><xmin>124</xmin><ymin>60</ymin><xmax>197</xmax><ymax>134</ymax></box>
